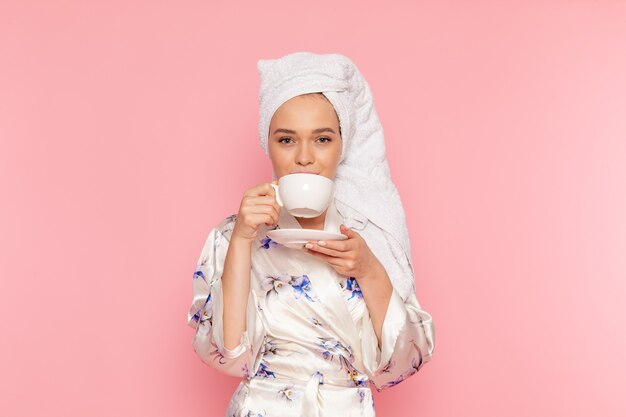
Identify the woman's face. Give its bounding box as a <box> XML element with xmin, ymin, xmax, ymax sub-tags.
<box><xmin>268</xmin><ymin>94</ymin><xmax>342</xmax><ymax>180</ymax></box>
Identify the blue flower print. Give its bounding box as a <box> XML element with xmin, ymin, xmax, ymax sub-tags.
<box><xmin>191</xmin><ymin>267</ymin><xmax>214</xmax><ymax>326</ymax></box>
<box><xmin>255</xmin><ymin>339</ymin><xmax>277</xmax><ymax>378</ymax></box>
<box><xmin>261</xmin><ymin>273</ymin><xmax>318</xmax><ymax>302</ymax></box>
<box><xmin>342</xmin><ymin>276</ymin><xmax>363</xmax><ymax>300</ymax></box>
<box><xmin>291</xmin><ymin>274</ymin><xmax>317</xmax><ymax>302</ymax></box>
<box><xmin>348</xmin><ymin>369</ymin><xmax>369</xmax><ymax>388</ymax></box>
<box><xmin>254</xmin><ymin>361</ymin><xmax>276</xmax><ymax>378</ymax></box>
<box><xmin>193</xmin><ymin>307</ymin><xmax>212</xmax><ymax>327</ymax></box>
<box><xmin>254</xmin><ymin>336</ymin><xmax>298</xmax><ymax>379</ymax></box>
<box><xmin>316</xmin><ymin>337</ymin><xmax>354</xmax><ymax>373</ymax></box>
<box><xmin>316</xmin><ymin>338</ymin><xmax>370</xmax><ymax>386</ymax></box>
<box><xmin>357</xmin><ymin>388</ymin><xmax>366</xmax><ymax>403</ymax></box>
<box><xmin>190</xmin><ymin>308</ymin><xmax>202</xmax><ymax>325</ymax></box>
<box><xmin>259</xmin><ymin>235</ymin><xmax>282</xmax><ymax>250</ymax></box>
<box><xmin>191</xmin><ymin>293</ymin><xmax>213</xmax><ymax>326</ymax></box>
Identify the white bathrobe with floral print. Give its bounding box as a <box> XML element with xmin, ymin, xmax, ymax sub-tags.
<box><xmin>187</xmin><ymin>198</ymin><xmax>435</xmax><ymax>417</ymax></box>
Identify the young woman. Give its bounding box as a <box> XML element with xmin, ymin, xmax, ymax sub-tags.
<box><xmin>188</xmin><ymin>52</ymin><xmax>435</xmax><ymax>417</ymax></box>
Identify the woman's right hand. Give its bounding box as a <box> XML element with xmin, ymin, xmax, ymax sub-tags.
<box><xmin>231</xmin><ymin>179</ymin><xmax>281</xmax><ymax>243</ymax></box>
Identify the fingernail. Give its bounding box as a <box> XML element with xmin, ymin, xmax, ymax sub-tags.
<box><xmin>317</xmin><ymin>241</ymin><xmax>326</xmax><ymax>246</ymax></box>
<box><xmin>305</xmin><ymin>243</ymin><xmax>313</xmax><ymax>249</ymax></box>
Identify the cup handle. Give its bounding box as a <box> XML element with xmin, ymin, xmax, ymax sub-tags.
<box><xmin>270</xmin><ymin>183</ymin><xmax>283</xmax><ymax>207</ymax></box>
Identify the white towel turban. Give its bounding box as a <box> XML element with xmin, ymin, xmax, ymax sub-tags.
<box><xmin>256</xmin><ymin>51</ymin><xmax>416</xmax><ymax>301</ymax></box>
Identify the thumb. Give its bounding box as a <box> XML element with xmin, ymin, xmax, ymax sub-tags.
<box><xmin>340</xmin><ymin>224</ymin><xmax>353</xmax><ymax>237</ymax></box>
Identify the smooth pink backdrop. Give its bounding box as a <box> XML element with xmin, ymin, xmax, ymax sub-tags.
<box><xmin>1</xmin><ymin>1</ymin><xmax>625</xmax><ymax>416</ymax></box>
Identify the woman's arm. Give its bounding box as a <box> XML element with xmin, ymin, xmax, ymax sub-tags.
<box><xmin>221</xmin><ymin>235</ymin><xmax>253</xmax><ymax>351</ymax></box>
<box><xmin>221</xmin><ymin>180</ymin><xmax>280</xmax><ymax>351</ymax></box>
<box><xmin>355</xmin><ymin>261</ymin><xmax>393</xmax><ymax>350</ymax></box>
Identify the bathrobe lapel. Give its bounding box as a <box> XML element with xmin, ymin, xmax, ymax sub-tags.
<box><xmin>277</xmin><ymin>197</ymin><xmax>366</xmax><ymax>371</ymax></box>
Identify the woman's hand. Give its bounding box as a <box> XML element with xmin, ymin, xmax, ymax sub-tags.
<box><xmin>232</xmin><ymin>180</ymin><xmax>281</xmax><ymax>243</ymax></box>
<box><xmin>305</xmin><ymin>224</ymin><xmax>383</xmax><ymax>280</ymax></box>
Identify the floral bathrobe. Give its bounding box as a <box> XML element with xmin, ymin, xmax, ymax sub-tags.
<box><xmin>187</xmin><ymin>198</ymin><xmax>435</xmax><ymax>417</ymax></box>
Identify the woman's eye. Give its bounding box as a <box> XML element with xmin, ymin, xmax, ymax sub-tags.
<box><xmin>279</xmin><ymin>136</ymin><xmax>331</xmax><ymax>144</ymax></box>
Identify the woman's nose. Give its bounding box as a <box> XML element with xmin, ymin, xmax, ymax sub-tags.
<box><xmin>295</xmin><ymin>143</ymin><xmax>314</xmax><ymax>164</ymax></box>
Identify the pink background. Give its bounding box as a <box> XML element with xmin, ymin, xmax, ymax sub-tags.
<box><xmin>1</xmin><ymin>1</ymin><xmax>625</xmax><ymax>416</ymax></box>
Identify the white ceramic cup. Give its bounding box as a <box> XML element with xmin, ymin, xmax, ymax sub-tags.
<box><xmin>270</xmin><ymin>173</ymin><xmax>334</xmax><ymax>218</ymax></box>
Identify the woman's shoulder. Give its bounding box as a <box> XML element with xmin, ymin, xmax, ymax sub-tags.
<box><xmin>213</xmin><ymin>213</ymin><xmax>238</xmax><ymax>241</ymax></box>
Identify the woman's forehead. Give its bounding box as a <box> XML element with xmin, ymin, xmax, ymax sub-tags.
<box><xmin>271</xmin><ymin>95</ymin><xmax>340</xmax><ymax>127</ymax></box>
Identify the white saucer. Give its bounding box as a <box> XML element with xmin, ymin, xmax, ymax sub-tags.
<box><xmin>267</xmin><ymin>228</ymin><xmax>347</xmax><ymax>249</ymax></box>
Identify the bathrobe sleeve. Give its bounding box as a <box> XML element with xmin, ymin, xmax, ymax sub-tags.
<box><xmin>360</xmin><ymin>287</ymin><xmax>435</xmax><ymax>391</ymax></box>
<box><xmin>187</xmin><ymin>215</ymin><xmax>266</xmax><ymax>379</ymax></box>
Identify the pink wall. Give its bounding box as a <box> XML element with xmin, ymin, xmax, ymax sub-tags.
<box><xmin>1</xmin><ymin>1</ymin><xmax>624</xmax><ymax>416</ymax></box>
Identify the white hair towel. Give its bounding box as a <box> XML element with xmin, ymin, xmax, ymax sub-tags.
<box><xmin>257</xmin><ymin>51</ymin><xmax>416</xmax><ymax>301</ymax></box>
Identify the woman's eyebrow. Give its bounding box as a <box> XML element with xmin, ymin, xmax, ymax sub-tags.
<box><xmin>272</xmin><ymin>127</ymin><xmax>337</xmax><ymax>135</ymax></box>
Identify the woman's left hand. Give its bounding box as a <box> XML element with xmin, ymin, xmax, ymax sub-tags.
<box><xmin>305</xmin><ymin>224</ymin><xmax>382</xmax><ymax>280</ymax></box>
